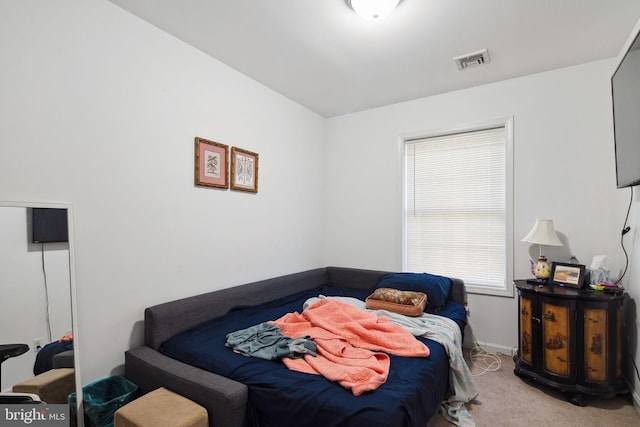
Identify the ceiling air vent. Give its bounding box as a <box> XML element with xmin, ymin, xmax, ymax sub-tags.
<box><xmin>453</xmin><ymin>49</ymin><xmax>490</xmax><ymax>70</ymax></box>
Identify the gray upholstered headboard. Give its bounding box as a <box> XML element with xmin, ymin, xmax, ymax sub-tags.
<box><xmin>144</xmin><ymin>268</ymin><xmax>330</xmax><ymax>350</ymax></box>
<box><xmin>143</xmin><ymin>266</ymin><xmax>466</xmax><ymax>350</ymax></box>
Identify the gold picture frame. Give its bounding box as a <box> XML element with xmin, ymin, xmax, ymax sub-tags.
<box><xmin>230</xmin><ymin>147</ymin><xmax>259</xmax><ymax>193</ymax></box>
<box><xmin>195</xmin><ymin>137</ymin><xmax>229</xmax><ymax>189</ymax></box>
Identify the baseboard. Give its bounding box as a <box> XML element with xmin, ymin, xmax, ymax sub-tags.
<box><xmin>462</xmin><ymin>340</ymin><xmax>516</xmax><ymax>357</ymax></box>
<box><xmin>631</xmin><ymin>385</ymin><xmax>640</xmax><ymax>417</ymax></box>
<box><xmin>462</xmin><ymin>321</ymin><xmax>517</xmax><ymax>357</ymax></box>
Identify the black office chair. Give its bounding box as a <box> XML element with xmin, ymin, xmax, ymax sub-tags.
<box><xmin>0</xmin><ymin>393</ymin><xmax>41</xmax><ymax>404</ymax></box>
<box><xmin>0</xmin><ymin>344</ymin><xmax>29</xmax><ymax>383</ymax></box>
<box><xmin>0</xmin><ymin>344</ymin><xmax>42</xmax><ymax>404</ymax></box>
<box><xmin>0</xmin><ymin>343</ymin><xmax>29</xmax><ymax>388</ymax></box>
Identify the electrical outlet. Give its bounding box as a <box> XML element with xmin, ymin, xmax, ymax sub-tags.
<box><xmin>33</xmin><ymin>337</ymin><xmax>42</xmax><ymax>353</ymax></box>
<box><xmin>464</xmin><ymin>300</ymin><xmax>471</xmax><ymax>316</ymax></box>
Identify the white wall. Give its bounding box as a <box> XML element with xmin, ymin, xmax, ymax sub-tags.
<box><xmin>611</xmin><ymin>16</ymin><xmax>640</xmax><ymax>409</ymax></box>
<box><xmin>0</xmin><ymin>0</ymin><xmax>326</xmax><ymax>384</ymax></box>
<box><xmin>2</xmin><ymin>0</ymin><xmax>639</xmax><ymax>409</ymax></box>
<box><xmin>324</xmin><ymin>59</ymin><xmax>632</xmax><ymax>356</ymax></box>
<box><xmin>623</xmin><ymin>189</ymin><xmax>639</xmax><ymax>408</ymax></box>
<box><xmin>0</xmin><ymin>207</ymin><xmax>72</xmax><ymax>391</ymax></box>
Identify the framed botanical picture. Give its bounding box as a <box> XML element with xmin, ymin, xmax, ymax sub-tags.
<box><xmin>550</xmin><ymin>262</ymin><xmax>585</xmax><ymax>288</ymax></box>
<box><xmin>195</xmin><ymin>137</ymin><xmax>228</xmax><ymax>189</ymax></box>
<box><xmin>230</xmin><ymin>147</ymin><xmax>259</xmax><ymax>193</ymax></box>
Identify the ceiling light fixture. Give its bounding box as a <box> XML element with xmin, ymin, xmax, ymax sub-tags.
<box><xmin>346</xmin><ymin>0</ymin><xmax>401</xmax><ymax>21</ymax></box>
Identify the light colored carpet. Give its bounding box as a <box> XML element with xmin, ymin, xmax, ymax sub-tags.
<box><xmin>430</xmin><ymin>351</ymin><xmax>639</xmax><ymax>427</ymax></box>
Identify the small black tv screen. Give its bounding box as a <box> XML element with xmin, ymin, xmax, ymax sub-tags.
<box><xmin>612</xmin><ymin>27</ymin><xmax>640</xmax><ymax>188</ymax></box>
<box><xmin>32</xmin><ymin>208</ymin><xmax>69</xmax><ymax>243</ymax></box>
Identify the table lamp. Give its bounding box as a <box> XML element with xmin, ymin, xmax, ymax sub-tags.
<box><xmin>521</xmin><ymin>219</ymin><xmax>563</xmax><ymax>282</ymax></box>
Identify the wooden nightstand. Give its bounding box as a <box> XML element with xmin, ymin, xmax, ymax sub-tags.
<box><xmin>513</xmin><ymin>280</ymin><xmax>628</xmax><ymax>406</ymax></box>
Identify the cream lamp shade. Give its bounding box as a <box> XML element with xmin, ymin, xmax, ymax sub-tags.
<box><xmin>522</xmin><ymin>219</ymin><xmax>563</xmax><ymax>280</ymax></box>
<box><xmin>521</xmin><ymin>219</ymin><xmax>563</xmax><ymax>247</ymax></box>
<box><xmin>347</xmin><ymin>0</ymin><xmax>401</xmax><ymax>21</ymax></box>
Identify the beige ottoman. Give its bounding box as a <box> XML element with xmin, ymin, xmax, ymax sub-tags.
<box><xmin>12</xmin><ymin>368</ymin><xmax>75</xmax><ymax>404</ymax></box>
<box><xmin>114</xmin><ymin>387</ymin><xmax>208</xmax><ymax>427</ymax></box>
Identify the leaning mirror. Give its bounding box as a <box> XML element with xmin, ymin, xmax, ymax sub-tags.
<box><xmin>0</xmin><ymin>201</ymin><xmax>82</xmax><ymax>425</ymax></box>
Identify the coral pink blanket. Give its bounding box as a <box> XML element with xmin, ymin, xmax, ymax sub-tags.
<box><xmin>272</xmin><ymin>298</ymin><xmax>430</xmax><ymax>395</ymax></box>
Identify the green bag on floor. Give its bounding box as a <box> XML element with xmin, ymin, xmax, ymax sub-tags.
<box><xmin>69</xmin><ymin>376</ymin><xmax>139</xmax><ymax>427</ymax></box>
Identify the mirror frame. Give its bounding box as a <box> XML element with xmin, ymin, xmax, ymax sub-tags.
<box><xmin>0</xmin><ymin>201</ymin><xmax>82</xmax><ymax>426</ymax></box>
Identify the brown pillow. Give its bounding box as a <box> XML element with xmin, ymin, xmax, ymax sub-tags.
<box><xmin>365</xmin><ymin>288</ymin><xmax>427</xmax><ymax>317</ymax></box>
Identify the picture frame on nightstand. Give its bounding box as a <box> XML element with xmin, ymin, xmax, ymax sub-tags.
<box><xmin>549</xmin><ymin>262</ymin><xmax>585</xmax><ymax>288</ymax></box>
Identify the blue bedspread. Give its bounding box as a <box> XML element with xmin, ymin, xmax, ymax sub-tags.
<box><xmin>160</xmin><ymin>286</ymin><xmax>467</xmax><ymax>427</ymax></box>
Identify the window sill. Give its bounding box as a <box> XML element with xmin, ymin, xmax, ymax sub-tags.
<box><xmin>465</xmin><ymin>283</ymin><xmax>514</xmax><ymax>298</ymax></box>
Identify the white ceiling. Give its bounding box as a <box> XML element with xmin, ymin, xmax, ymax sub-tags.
<box><xmin>107</xmin><ymin>0</ymin><xmax>640</xmax><ymax>118</ymax></box>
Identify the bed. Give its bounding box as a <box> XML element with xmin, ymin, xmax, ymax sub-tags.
<box><xmin>124</xmin><ymin>267</ymin><xmax>477</xmax><ymax>427</ymax></box>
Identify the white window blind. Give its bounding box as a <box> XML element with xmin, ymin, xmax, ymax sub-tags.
<box><xmin>405</xmin><ymin>124</ymin><xmax>511</xmax><ymax>295</ymax></box>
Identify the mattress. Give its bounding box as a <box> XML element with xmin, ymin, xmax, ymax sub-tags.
<box><xmin>160</xmin><ymin>286</ymin><xmax>467</xmax><ymax>427</ymax></box>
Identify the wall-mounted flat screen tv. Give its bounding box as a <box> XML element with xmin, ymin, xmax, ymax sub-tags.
<box><xmin>612</xmin><ymin>26</ymin><xmax>640</xmax><ymax>188</ymax></box>
<box><xmin>32</xmin><ymin>208</ymin><xmax>69</xmax><ymax>243</ymax></box>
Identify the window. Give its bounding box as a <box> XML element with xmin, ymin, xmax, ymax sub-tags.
<box><xmin>403</xmin><ymin>119</ymin><xmax>513</xmax><ymax>296</ymax></box>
